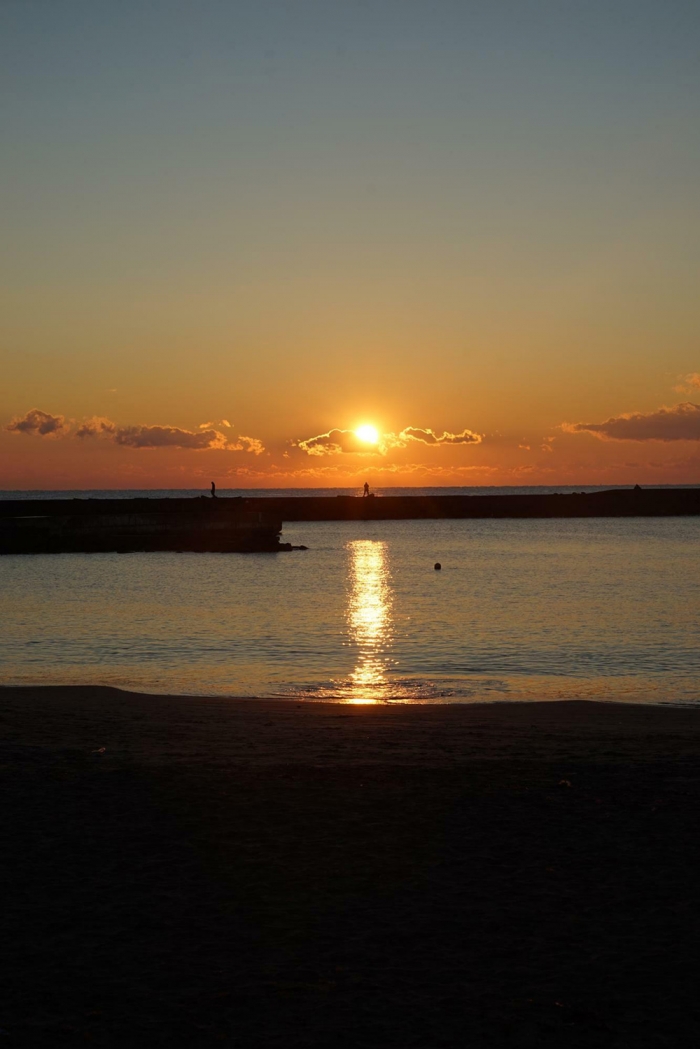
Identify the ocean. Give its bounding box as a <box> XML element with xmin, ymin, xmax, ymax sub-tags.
<box><xmin>2</xmin><ymin>489</ymin><xmax>699</xmax><ymax>704</ymax></box>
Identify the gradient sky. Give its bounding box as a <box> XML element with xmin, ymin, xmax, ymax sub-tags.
<box><xmin>2</xmin><ymin>0</ymin><xmax>700</xmax><ymax>488</ymax></box>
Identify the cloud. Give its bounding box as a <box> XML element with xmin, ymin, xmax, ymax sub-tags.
<box><xmin>73</xmin><ymin>417</ymin><xmax>214</xmax><ymax>449</ymax></box>
<box><xmin>200</xmin><ymin>419</ymin><xmax>233</xmax><ymax>430</ymax></box>
<box><xmin>6</xmin><ymin>408</ymin><xmax>65</xmax><ymax>436</ymax></box>
<box><xmin>73</xmin><ymin>415</ymin><xmax>264</xmax><ymax>453</ymax></box>
<box><xmin>297</xmin><ymin>425</ymin><xmax>482</xmax><ymax>456</ymax></box>
<box><xmin>675</xmin><ymin>373</ymin><xmax>700</xmax><ymax>393</ymax></box>
<box><xmin>297</xmin><ymin>429</ymin><xmax>378</xmax><ymax>456</ymax></box>
<box><xmin>112</xmin><ymin>425</ymin><xmax>231</xmax><ymax>450</ymax></box>
<box><xmin>400</xmin><ymin>427</ymin><xmax>482</xmax><ymax>446</ymax></box>
<box><xmin>564</xmin><ymin>402</ymin><xmax>700</xmax><ymax>442</ymax></box>
<box><xmin>229</xmin><ymin>435</ymin><xmax>264</xmax><ymax>455</ymax></box>
<box><xmin>75</xmin><ymin>417</ymin><xmax>117</xmax><ymax>438</ymax></box>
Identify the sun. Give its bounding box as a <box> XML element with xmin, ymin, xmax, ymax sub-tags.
<box><xmin>355</xmin><ymin>424</ymin><xmax>379</xmax><ymax>445</ymax></box>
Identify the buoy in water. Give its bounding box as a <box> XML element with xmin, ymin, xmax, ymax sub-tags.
<box><xmin>434</xmin><ymin>562</ymin><xmax>442</xmax><ymax>570</ymax></box>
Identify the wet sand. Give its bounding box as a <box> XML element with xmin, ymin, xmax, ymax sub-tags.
<box><xmin>2</xmin><ymin>687</ymin><xmax>700</xmax><ymax>1047</ymax></box>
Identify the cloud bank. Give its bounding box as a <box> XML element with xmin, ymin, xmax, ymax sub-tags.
<box><xmin>565</xmin><ymin>402</ymin><xmax>700</xmax><ymax>442</ymax></box>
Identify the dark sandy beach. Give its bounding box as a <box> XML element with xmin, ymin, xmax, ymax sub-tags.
<box><xmin>2</xmin><ymin>688</ymin><xmax>700</xmax><ymax>1047</ymax></box>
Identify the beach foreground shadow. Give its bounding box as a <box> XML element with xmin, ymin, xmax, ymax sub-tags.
<box><xmin>2</xmin><ymin>688</ymin><xmax>700</xmax><ymax>1047</ymax></box>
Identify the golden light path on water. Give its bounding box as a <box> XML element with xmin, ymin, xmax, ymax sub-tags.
<box><xmin>345</xmin><ymin>539</ymin><xmax>393</xmax><ymax>704</ymax></box>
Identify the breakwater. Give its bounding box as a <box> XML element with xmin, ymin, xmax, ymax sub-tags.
<box><xmin>0</xmin><ymin>498</ymin><xmax>285</xmax><ymax>554</ymax></box>
<box><xmin>1</xmin><ymin>489</ymin><xmax>698</xmax><ymax>553</ymax></box>
<box><xmin>239</xmin><ymin>487</ymin><xmax>700</xmax><ymax>520</ymax></box>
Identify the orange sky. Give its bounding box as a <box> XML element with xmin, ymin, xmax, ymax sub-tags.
<box><xmin>2</xmin><ymin>1</ymin><xmax>700</xmax><ymax>489</ymax></box>
<box><xmin>4</xmin><ymin>394</ymin><xmax>700</xmax><ymax>490</ymax></box>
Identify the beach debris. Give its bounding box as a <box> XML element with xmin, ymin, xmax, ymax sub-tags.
<box><xmin>92</xmin><ymin>746</ymin><xmax>106</xmax><ymax>754</ymax></box>
<box><xmin>434</xmin><ymin>562</ymin><xmax>442</xmax><ymax>570</ymax></box>
<box><xmin>558</xmin><ymin>779</ymin><xmax>572</xmax><ymax>787</ymax></box>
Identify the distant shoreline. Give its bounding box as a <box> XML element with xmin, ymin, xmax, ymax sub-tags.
<box><xmin>3</xmin><ymin>482</ymin><xmax>700</xmax><ymax>501</ymax></box>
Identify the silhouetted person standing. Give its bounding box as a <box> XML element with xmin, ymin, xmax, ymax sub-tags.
<box><xmin>363</xmin><ymin>481</ymin><xmax>370</xmax><ymax>497</ymax></box>
<box><xmin>211</xmin><ymin>481</ymin><xmax>217</xmax><ymax>499</ymax></box>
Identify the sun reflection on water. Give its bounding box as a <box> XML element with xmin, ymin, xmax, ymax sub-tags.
<box><xmin>346</xmin><ymin>539</ymin><xmax>393</xmax><ymax>703</ymax></box>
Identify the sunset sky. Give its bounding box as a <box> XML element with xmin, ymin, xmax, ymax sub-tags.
<box><xmin>2</xmin><ymin>0</ymin><xmax>700</xmax><ymax>489</ymax></box>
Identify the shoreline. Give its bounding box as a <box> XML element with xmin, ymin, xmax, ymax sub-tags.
<box><xmin>3</xmin><ymin>685</ymin><xmax>700</xmax><ymax>1045</ymax></box>
<box><xmin>3</xmin><ymin>680</ymin><xmax>697</xmax><ymax>708</ymax></box>
<box><xmin>4</xmin><ymin>685</ymin><xmax>700</xmax><ymax>771</ymax></box>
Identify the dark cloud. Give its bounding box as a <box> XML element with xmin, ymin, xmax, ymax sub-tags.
<box><xmin>565</xmin><ymin>402</ymin><xmax>700</xmax><ymax>441</ymax></box>
<box><xmin>74</xmin><ymin>416</ymin><xmax>262</xmax><ymax>452</ymax></box>
<box><xmin>400</xmin><ymin>427</ymin><xmax>482</xmax><ymax>446</ymax></box>
<box><xmin>6</xmin><ymin>408</ymin><xmax>65</xmax><ymax>436</ymax></box>
<box><xmin>6</xmin><ymin>406</ymin><xmax>264</xmax><ymax>453</ymax></box>
<box><xmin>112</xmin><ymin>425</ymin><xmax>230</xmax><ymax>450</ymax></box>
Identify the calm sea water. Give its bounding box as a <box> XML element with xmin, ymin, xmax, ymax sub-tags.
<box><xmin>1</xmin><ymin>515</ymin><xmax>699</xmax><ymax>704</ymax></box>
